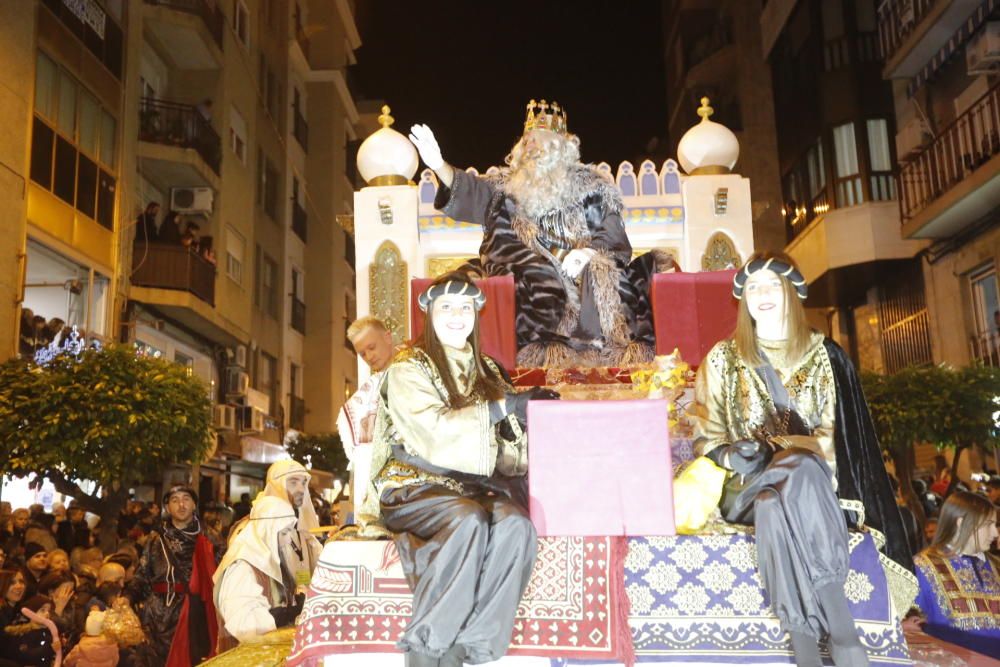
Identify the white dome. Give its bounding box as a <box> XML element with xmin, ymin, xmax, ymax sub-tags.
<box><xmin>357</xmin><ymin>105</ymin><xmax>419</xmax><ymax>186</ymax></box>
<box><xmin>677</xmin><ymin>98</ymin><xmax>739</xmax><ymax>175</ymax></box>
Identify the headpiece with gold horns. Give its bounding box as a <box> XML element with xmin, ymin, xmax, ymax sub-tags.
<box><xmin>523</xmin><ymin>99</ymin><xmax>569</xmax><ymax>135</ymax></box>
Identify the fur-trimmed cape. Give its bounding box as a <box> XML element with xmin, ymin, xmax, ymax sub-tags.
<box><xmin>436</xmin><ymin>166</ymin><xmax>673</xmax><ymax>368</ymax></box>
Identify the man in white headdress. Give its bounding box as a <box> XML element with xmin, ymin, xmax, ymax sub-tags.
<box><xmin>229</xmin><ymin>460</ymin><xmax>321</xmax><ymax>584</ymax></box>
<box><xmin>213</xmin><ymin>497</ymin><xmax>303</xmax><ymax>648</ymax></box>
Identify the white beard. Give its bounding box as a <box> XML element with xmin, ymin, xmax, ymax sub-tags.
<box><xmin>505</xmin><ymin>150</ymin><xmax>578</xmax><ymax>220</ymax></box>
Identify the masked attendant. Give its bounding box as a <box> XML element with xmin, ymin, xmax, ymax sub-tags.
<box><xmin>213</xmin><ymin>497</ymin><xmax>306</xmax><ymax>649</ymax></box>
<box><xmin>409</xmin><ymin>102</ymin><xmax>674</xmax><ymax>369</ymax></box>
<box><xmin>691</xmin><ymin>252</ymin><xmax>915</xmax><ymax>667</ymax></box>
<box><xmin>363</xmin><ymin>274</ymin><xmax>557</xmax><ymax>666</ymax></box>
<box><xmin>228</xmin><ymin>460</ymin><xmax>322</xmax><ymax>584</ymax></box>
<box><xmin>126</xmin><ymin>486</ymin><xmax>217</xmax><ymax>666</ymax></box>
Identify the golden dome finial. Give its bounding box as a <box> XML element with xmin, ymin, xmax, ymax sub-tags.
<box><xmin>697</xmin><ymin>97</ymin><xmax>714</xmax><ymax>121</ymax></box>
<box><xmin>378</xmin><ymin>105</ymin><xmax>394</xmax><ymax>128</ymax></box>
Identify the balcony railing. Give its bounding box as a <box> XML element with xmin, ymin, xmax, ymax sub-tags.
<box><xmin>877</xmin><ymin>0</ymin><xmax>938</xmax><ymax>62</ymax></box>
<box><xmin>40</xmin><ymin>0</ymin><xmax>123</xmax><ymax>79</ymax></box>
<box><xmin>898</xmin><ymin>79</ymin><xmax>1000</xmax><ymax>222</ymax></box>
<box><xmin>139</xmin><ymin>97</ymin><xmax>221</xmax><ymax>175</ymax></box>
<box><xmin>144</xmin><ymin>0</ymin><xmax>224</xmax><ymax>47</ymax></box>
<box><xmin>291</xmin><ymin>296</ymin><xmax>306</xmax><ymax>334</ymax></box>
<box><xmin>293</xmin><ymin>108</ymin><xmax>309</xmax><ymax>151</ymax></box>
<box><xmin>131</xmin><ymin>242</ymin><xmax>216</xmax><ymax>306</ymax></box>
<box><xmin>292</xmin><ymin>201</ymin><xmax>308</xmax><ymax>242</ymax></box>
<box><xmin>970</xmin><ymin>329</ymin><xmax>1000</xmax><ymax>367</ymax></box>
<box><xmin>289</xmin><ymin>395</ymin><xmax>306</xmax><ymax>431</ymax></box>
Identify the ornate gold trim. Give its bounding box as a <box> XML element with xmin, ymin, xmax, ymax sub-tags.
<box><xmin>367</xmin><ymin>175</ymin><xmax>412</xmax><ymax>186</ymax></box>
<box><xmin>369</xmin><ymin>240</ymin><xmax>408</xmax><ymax>343</ymax></box>
<box><xmin>689</xmin><ymin>165</ymin><xmax>731</xmax><ymax>176</ymax></box>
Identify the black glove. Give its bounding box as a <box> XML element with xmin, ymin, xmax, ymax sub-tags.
<box><xmin>505</xmin><ymin>388</ymin><xmax>561</xmax><ymax>423</ymax></box>
<box><xmin>708</xmin><ymin>439</ymin><xmax>772</xmax><ymax>476</ymax></box>
<box><xmin>268</xmin><ymin>593</ymin><xmax>305</xmax><ymax>628</ymax></box>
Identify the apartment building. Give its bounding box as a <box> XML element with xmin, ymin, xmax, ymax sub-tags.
<box><xmin>663</xmin><ymin>0</ymin><xmax>787</xmax><ymax>252</ymax></box>
<box><xmin>0</xmin><ymin>0</ymin><xmax>361</xmax><ymax>502</ymax></box>
<box><xmin>878</xmin><ymin>0</ymin><xmax>1000</xmax><ymax>367</ymax></box>
<box><xmin>759</xmin><ymin>0</ymin><xmax>930</xmax><ymax>372</ymax></box>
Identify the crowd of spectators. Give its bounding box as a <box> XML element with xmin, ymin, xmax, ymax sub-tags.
<box><xmin>18</xmin><ymin>310</ymin><xmax>68</xmax><ymax>358</ymax></box>
<box><xmin>0</xmin><ymin>491</ymin><xmax>336</xmax><ymax>666</ymax></box>
<box><xmin>892</xmin><ymin>457</ymin><xmax>1000</xmax><ymax>656</ymax></box>
<box><xmin>134</xmin><ymin>202</ymin><xmax>216</xmax><ymax>266</ymax></box>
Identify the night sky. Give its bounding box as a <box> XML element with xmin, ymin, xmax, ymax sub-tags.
<box><xmin>353</xmin><ymin>2</ymin><xmax>668</xmax><ymax>172</ymax></box>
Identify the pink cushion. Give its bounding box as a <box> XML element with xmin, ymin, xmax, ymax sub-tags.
<box><xmin>527</xmin><ymin>400</ymin><xmax>675</xmax><ymax>536</ymax></box>
<box><xmin>652</xmin><ymin>270</ymin><xmax>738</xmax><ymax>365</ymax></box>
<box><xmin>410</xmin><ymin>275</ymin><xmax>517</xmax><ymax>371</ymax></box>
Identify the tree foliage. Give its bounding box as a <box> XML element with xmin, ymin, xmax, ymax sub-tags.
<box><xmin>0</xmin><ymin>344</ymin><xmax>214</xmax><ymax>546</ymax></box>
<box><xmin>284</xmin><ymin>432</ymin><xmax>349</xmax><ymax>481</ymax></box>
<box><xmin>862</xmin><ymin>364</ymin><xmax>1000</xmax><ymax>504</ymax></box>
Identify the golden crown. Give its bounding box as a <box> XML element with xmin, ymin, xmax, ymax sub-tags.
<box><xmin>523</xmin><ymin>99</ymin><xmax>568</xmax><ymax>135</ymax></box>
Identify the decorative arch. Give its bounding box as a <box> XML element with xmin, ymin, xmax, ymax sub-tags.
<box><xmin>639</xmin><ymin>160</ymin><xmax>659</xmax><ymax>195</ymax></box>
<box><xmin>369</xmin><ymin>240</ymin><xmax>408</xmax><ymax>344</ymax></box>
<box><xmin>616</xmin><ymin>161</ymin><xmax>636</xmax><ymax>196</ymax></box>
<box><xmin>701</xmin><ymin>232</ymin><xmax>741</xmax><ymax>271</ymax></box>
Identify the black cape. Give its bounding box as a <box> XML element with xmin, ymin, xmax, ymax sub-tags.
<box><xmin>824</xmin><ymin>339</ymin><xmax>914</xmax><ymax>574</ymax></box>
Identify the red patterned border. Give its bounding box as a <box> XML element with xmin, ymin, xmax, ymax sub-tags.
<box><xmin>287</xmin><ymin>536</ymin><xmax>626</xmax><ymax>665</ymax></box>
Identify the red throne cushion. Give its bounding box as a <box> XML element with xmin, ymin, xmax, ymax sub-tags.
<box><xmin>410</xmin><ymin>275</ymin><xmax>517</xmax><ymax>371</ymax></box>
<box><xmin>652</xmin><ymin>270</ymin><xmax>738</xmax><ymax>366</ymax></box>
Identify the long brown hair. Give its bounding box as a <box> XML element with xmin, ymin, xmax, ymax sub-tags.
<box><xmin>929</xmin><ymin>490</ymin><xmax>997</xmax><ymax>555</ymax></box>
<box><xmin>0</xmin><ymin>569</ymin><xmax>24</xmax><ymax>605</ymax></box>
<box><xmin>417</xmin><ymin>275</ymin><xmax>507</xmax><ymax>407</ymax></box>
<box><xmin>733</xmin><ymin>250</ymin><xmax>813</xmax><ymax>367</ymax></box>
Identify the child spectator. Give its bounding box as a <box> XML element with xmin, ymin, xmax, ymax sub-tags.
<box><xmin>64</xmin><ymin>610</ymin><xmax>118</xmax><ymax>667</ymax></box>
<box><xmin>2</xmin><ymin>594</ymin><xmax>60</xmax><ymax>666</ymax></box>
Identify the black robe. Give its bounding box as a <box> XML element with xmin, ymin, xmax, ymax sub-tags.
<box><xmin>436</xmin><ymin>167</ymin><xmax>670</xmax><ymax>368</ymax></box>
<box><xmin>824</xmin><ymin>339</ymin><xmax>914</xmax><ymax>574</ymax></box>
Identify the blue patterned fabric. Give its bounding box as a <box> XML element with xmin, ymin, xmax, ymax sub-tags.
<box><xmin>623</xmin><ymin>532</ymin><xmax>911</xmax><ymax>665</ymax></box>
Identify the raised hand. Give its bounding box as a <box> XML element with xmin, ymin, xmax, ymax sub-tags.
<box><xmin>408</xmin><ymin>123</ymin><xmax>444</xmax><ymax>170</ymax></box>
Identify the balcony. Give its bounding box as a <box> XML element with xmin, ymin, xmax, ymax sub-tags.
<box><xmin>138</xmin><ymin>97</ymin><xmax>221</xmax><ymax>188</ymax></box>
<box><xmin>132</xmin><ymin>243</ymin><xmax>216</xmax><ymax>306</ymax></box>
<box><xmin>293</xmin><ymin>108</ymin><xmax>309</xmax><ymax>152</ymax></box>
<box><xmin>143</xmin><ymin>0</ymin><xmax>224</xmax><ymax>68</ymax></box>
<box><xmin>785</xmin><ymin>201</ymin><xmax>927</xmax><ymax>307</ymax></box>
<box><xmin>970</xmin><ymin>329</ymin><xmax>1000</xmax><ymax>367</ymax></box>
<box><xmin>899</xmin><ymin>79</ymin><xmax>1000</xmax><ymax>238</ymax></box>
<box><xmin>879</xmin><ymin>0</ymin><xmax>982</xmax><ymax>78</ymax></box>
<box><xmin>291</xmin><ymin>296</ymin><xmax>306</xmax><ymax>335</ymax></box>
<box><xmin>40</xmin><ymin>0</ymin><xmax>123</xmax><ymax>79</ymax></box>
<box><xmin>292</xmin><ymin>201</ymin><xmax>308</xmax><ymax>243</ymax></box>
<box><xmin>289</xmin><ymin>395</ymin><xmax>306</xmax><ymax>431</ymax></box>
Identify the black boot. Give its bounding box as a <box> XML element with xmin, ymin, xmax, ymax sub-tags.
<box><xmin>404</xmin><ymin>650</ymin><xmax>440</xmax><ymax>667</ymax></box>
<box><xmin>788</xmin><ymin>630</ymin><xmax>823</xmax><ymax>667</ymax></box>
<box><xmin>439</xmin><ymin>645</ymin><xmax>466</xmax><ymax>667</ymax></box>
<box><xmin>816</xmin><ymin>582</ymin><xmax>870</xmax><ymax>667</ymax></box>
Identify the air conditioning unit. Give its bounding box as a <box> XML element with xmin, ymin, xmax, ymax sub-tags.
<box><xmin>212</xmin><ymin>404</ymin><xmax>237</xmax><ymax>431</ymax></box>
<box><xmin>895</xmin><ymin>117</ymin><xmax>932</xmax><ymax>161</ymax></box>
<box><xmin>245</xmin><ymin>386</ymin><xmax>270</xmax><ymax>415</ymax></box>
<box><xmin>170</xmin><ymin>187</ymin><xmax>214</xmax><ymax>214</ymax></box>
<box><xmin>226</xmin><ymin>367</ymin><xmax>249</xmax><ymax>397</ymax></box>
<box><xmin>234</xmin><ymin>344</ymin><xmax>248</xmax><ymax>368</ymax></box>
<box><xmin>238</xmin><ymin>406</ymin><xmax>267</xmax><ymax>434</ymax></box>
<box><xmin>966</xmin><ymin>22</ymin><xmax>1000</xmax><ymax>75</ymax></box>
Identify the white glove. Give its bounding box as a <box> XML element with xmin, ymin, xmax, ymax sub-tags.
<box><xmin>562</xmin><ymin>248</ymin><xmax>596</xmax><ymax>280</ymax></box>
<box><xmin>408</xmin><ymin>123</ymin><xmax>444</xmax><ymax>170</ymax></box>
